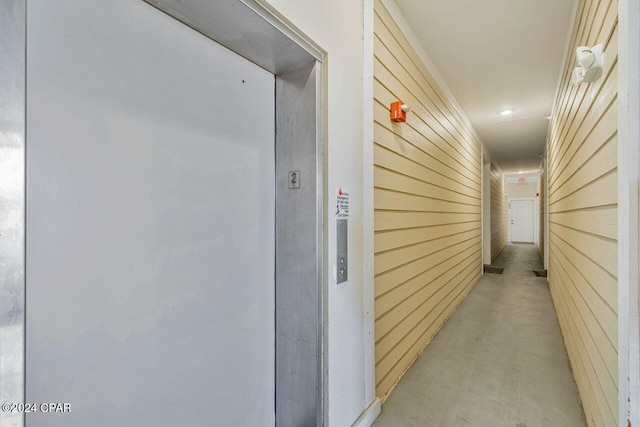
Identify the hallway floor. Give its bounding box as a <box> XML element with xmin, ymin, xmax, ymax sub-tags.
<box><xmin>373</xmin><ymin>244</ymin><xmax>586</xmax><ymax>427</ymax></box>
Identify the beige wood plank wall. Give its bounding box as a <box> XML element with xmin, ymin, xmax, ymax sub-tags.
<box><xmin>547</xmin><ymin>0</ymin><xmax>618</xmax><ymax>425</ymax></box>
<box><xmin>539</xmin><ymin>167</ymin><xmax>545</xmax><ymax>260</ymax></box>
<box><xmin>506</xmin><ymin>182</ymin><xmax>538</xmax><ymax>198</ymax></box>
<box><xmin>373</xmin><ymin>0</ymin><xmax>483</xmax><ymax>400</ymax></box>
<box><xmin>490</xmin><ymin>163</ymin><xmax>506</xmax><ymax>261</ymax></box>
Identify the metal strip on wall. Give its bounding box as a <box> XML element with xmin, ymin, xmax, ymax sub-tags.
<box><xmin>0</xmin><ymin>1</ymin><xmax>25</xmax><ymax>427</ymax></box>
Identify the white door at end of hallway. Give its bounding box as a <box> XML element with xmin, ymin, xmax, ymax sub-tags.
<box><xmin>510</xmin><ymin>199</ymin><xmax>535</xmax><ymax>243</ymax></box>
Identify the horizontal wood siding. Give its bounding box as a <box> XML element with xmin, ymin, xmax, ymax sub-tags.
<box><xmin>505</xmin><ymin>182</ymin><xmax>538</xmax><ymax>198</ymax></box>
<box><xmin>547</xmin><ymin>0</ymin><xmax>618</xmax><ymax>425</ymax></box>
<box><xmin>490</xmin><ymin>163</ymin><xmax>506</xmax><ymax>261</ymax></box>
<box><xmin>539</xmin><ymin>167</ymin><xmax>545</xmax><ymax>260</ymax></box>
<box><xmin>373</xmin><ymin>0</ymin><xmax>483</xmax><ymax>400</ymax></box>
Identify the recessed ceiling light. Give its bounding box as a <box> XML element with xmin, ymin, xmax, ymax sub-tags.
<box><xmin>499</xmin><ymin>109</ymin><xmax>513</xmax><ymax>116</ymax></box>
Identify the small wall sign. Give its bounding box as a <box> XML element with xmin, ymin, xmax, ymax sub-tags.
<box><xmin>336</xmin><ymin>187</ymin><xmax>349</xmax><ymax>219</ymax></box>
<box><xmin>288</xmin><ymin>170</ymin><xmax>300</xmax><ymax>189</ymax></box>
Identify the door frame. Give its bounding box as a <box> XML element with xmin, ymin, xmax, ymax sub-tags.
<box><xmin>618</xmin><ymin>0</ymin><xmax>640</xmax><ymax>424</ymax></box>
<box><xmin>0</xmin><ymin>1</ymin><xmax>327</xmax><ymax>426</ymax></box>
<box><xmin>507</xmin><ymin>197</ymin><xmax>537</xmax><ymax>244</ymax></box>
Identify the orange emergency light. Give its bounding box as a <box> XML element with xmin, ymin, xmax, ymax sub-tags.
<box><xmin>390</xmin><ymin>101</ymin><xmax>411</xmax><ymax>122</ymax></box>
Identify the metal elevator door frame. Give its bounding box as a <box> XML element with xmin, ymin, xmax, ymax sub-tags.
<box><xmin>0</xmin><ymin>1</ymin><xmax>326</xmax><ymax>426</ymax></box>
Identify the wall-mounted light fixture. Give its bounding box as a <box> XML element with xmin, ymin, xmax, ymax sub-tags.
<box><xmin>572</xmin><ymin>44</ymin><xmax>603</xmax><ymax>84</ymax></box>
<box><xmin>390</xmin><ymin>101</ymin><xmax>411</xmax><ymax>122</ymax></box>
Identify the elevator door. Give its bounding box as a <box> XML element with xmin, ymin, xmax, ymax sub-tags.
<box><xmin>26</xmin><ymin>1</ymin><xmax>275</xmax><ymax>425</ymax></box>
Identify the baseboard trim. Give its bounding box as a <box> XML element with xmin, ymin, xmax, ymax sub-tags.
<box><xmin>351</xmin><ymin>398</ymin><xmax>381</xmax><ymax>427</ymax></box>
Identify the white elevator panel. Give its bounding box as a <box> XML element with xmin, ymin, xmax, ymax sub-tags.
<box><xmin>26</xmin><ymin>0</ymin><xmax>275</xmax><ymax>425</ymax></box>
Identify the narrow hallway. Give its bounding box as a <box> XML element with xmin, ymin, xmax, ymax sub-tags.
<box><xmin>373</xmin><ymin>244</ymin><xmax>586</xmax><ymax>427</ymax></box>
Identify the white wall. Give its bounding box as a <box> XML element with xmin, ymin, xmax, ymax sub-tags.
<box><xmin>618</xmin><ymin>0</ymin><xmax>640</xmax><ymax>424</ymax></box>
<box><xmin>261</xmin><ymin>1</ymin><xmax>374</xmax><ymax>424</ymax></box>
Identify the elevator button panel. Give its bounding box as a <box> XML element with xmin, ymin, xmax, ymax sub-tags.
<box><xmin>337</xmin><ymin>219</ymin><xmax>348</xmax><ymax>284</ymax></box>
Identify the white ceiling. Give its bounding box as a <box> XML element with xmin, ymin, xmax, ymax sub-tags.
<box><xmin>395</xmin><ymin>0</ymin><xmax>576</xmax><ymax>174</ymax></box>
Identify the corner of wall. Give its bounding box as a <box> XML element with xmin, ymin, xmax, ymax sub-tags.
<box><xmin>372</xmin><ymin>0</ymin><xmax>484</xmax><ymax>401</ymax></box>
<box><xmin>361</xmin><ymin>0</ymin><xmax>377</xmax><ymax>418</ymax></box>
<box><xmin>546</xmin><ymin>0</ymin><xmax>621</xmax><ymax>423</ymax></box>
